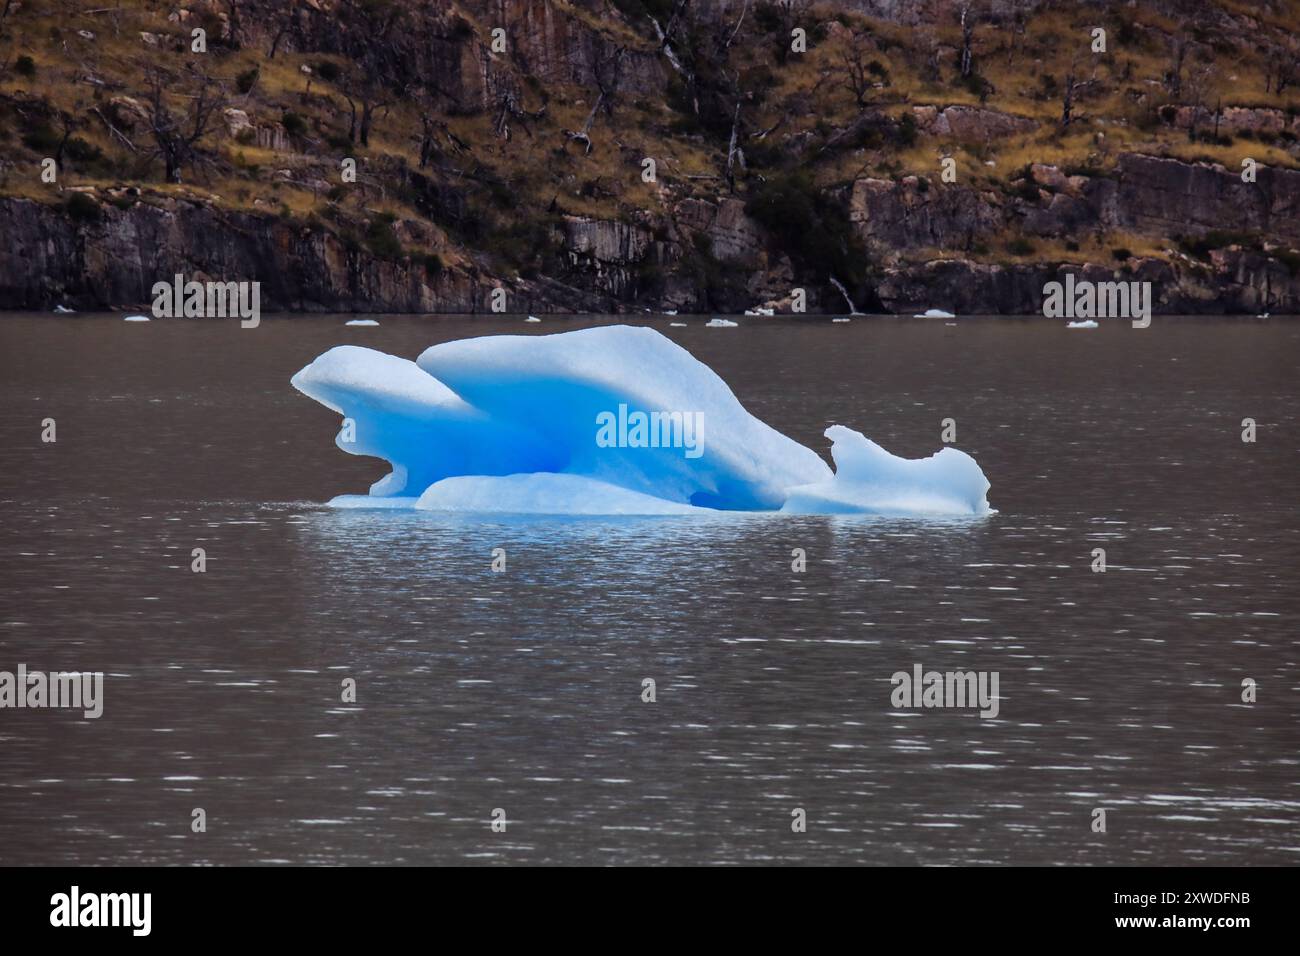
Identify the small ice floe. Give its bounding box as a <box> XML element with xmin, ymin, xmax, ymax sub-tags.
<box><xmin>346</xmin><ymin>319</ymin><xmax>380</xmax><ymax>326</ymax></box>
<box><xmin>664</xmin><ymin>309</ymin><xmax>678</xmax><ymax>316</ymax></box>
<box><xmin>945</xmin><ymin>322</ymin><xmax>957</xmax><ymax>327</ymax></box>
<box><xmin>1257</xmin><ymin>311</ymin><xmax>1270</xmax><ymax>318</ymax></box>
<box><xmin>123</xmin><ymin>314</ymin><xmax>151</xmax><ymax>322</ymax></box>
<box><xmin>525</xmin><ymin>316</ymin><xmax>541</xmax><ymax>323</ymax></box>
<box><xmin>914</xmin><ymin>308</ymin><xmax>956</xmax><ymax>319</ymax></box>
<box><xmin>744</xmin><ymin>307</ymin><xmax>775</xmax><ymax>316</ymax></box>
<box><xmin>1066</xmin><ymin>320</ymin><xmax>1099</xmax><ymax>329</ymax></box>
<box><xmin>706</xmin><ymin>317</ymin><xmax>738</xmax><ymax>328</ymax></box>
<box><xmin>832</xmin><ymin>317</ymin><xmax>851</xmax><ymax>323</ymax></box>
<box><xmin>53</xmin><ymin>304</ymin><xmax>75</xmax><ymax>314</ymax></box>
<box><xmin>669</xmin><ymin>322</ymin><xmax>687</xmax><ymax>327</ymax></box>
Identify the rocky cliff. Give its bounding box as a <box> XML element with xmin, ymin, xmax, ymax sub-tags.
<box><xmin>1</xmin><ymin>0</ymin><xmax>1298</xmax><ymax>314</ymax></box>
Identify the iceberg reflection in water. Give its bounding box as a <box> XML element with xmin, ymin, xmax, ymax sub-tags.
<box><xmin>292</xmin><ymin>325</ymin><xmax>992</xmax><ymax>517</ymax></box>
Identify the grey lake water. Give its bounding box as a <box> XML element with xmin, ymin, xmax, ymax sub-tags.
<box><xmin>0</xmin><ymin>314</ymin><xmax>1297</xmax><ymax>866</ymax></box>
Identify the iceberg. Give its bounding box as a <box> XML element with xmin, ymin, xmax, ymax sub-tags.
<box><xmin>291</xmin><ymin>325</ymin><xmax>992</xmax><ymax>517</ymax></box>
<box><xmin>781</xmin><ymin>426</ymin><xmax>990</xmax><ymax>516</ymax></box>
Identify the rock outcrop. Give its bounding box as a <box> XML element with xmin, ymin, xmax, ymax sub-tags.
<box><xmin>1115</xmin><ymin>154</ymin><xmax>1300</xmax><ymax>242</ymax></box>
<box><xmin>849</xmin><ymin>177</ymin><xmax>1003</xmax><ymax>254</ymax></box>
<box><xmin>0</xmin><ymin>195</ymin><xmax>612</xmax><ymax>313</ymax></box>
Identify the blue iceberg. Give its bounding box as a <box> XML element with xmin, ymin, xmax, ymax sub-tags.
<box><xmin>291</xmin><ymin>325</ymin><xmax>991</xmax><ymax>517</ymax></box>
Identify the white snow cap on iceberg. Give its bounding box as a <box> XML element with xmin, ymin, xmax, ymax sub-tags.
<box><xmin>291</xmin><ymin>325</ymin><xmax>992</xmax><ymax>516</ymax></box>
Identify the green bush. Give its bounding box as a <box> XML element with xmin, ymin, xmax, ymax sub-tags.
<box><xmin>14</xmin><ymin>55</ymin><xmax>35</xmax><ymax>78</ymax></box>
<box><xmin>1006</xmin><ymin>237</ymin><xmax>1036</xmax><ymax>256</ymax></box>
<box><xmin>281</xmin><ymin>111</ymin><xmax>307</xmax><ymax>137</ymax></box>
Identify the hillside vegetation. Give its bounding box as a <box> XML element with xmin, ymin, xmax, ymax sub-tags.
<box><xmin>1</xmin><ymin>0</ymin><xmax>1298</xmax><ymax>312</ymax></box>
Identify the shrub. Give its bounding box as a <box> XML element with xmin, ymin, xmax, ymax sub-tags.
<box><xmin>1111</xmin><ymin>247</ymin><xmax>1132</xmax><ymax>262</ymax></box>
<box><xmin>281</xmin><ymin>111</ymin><xmax>307</xmax><ymax>136</ymax></box>
<box><xmin>1177</xmin><ymin>230</ymin><xmax>1260</xmax><ymax>259</ymax></box>
<box><xmin>14</xmin><ymin>55</ymin><xmax>35</xmax><ymax>77</ymax></box>
<box><xmin>236</xmin><ymin>68</ymin><xmax>259</xmax><ymax>94</ymax></box>
<box><xmin>892</xmin><ymin>112</ymin><xmax>917</xmax><ymax>148</ymax></box>
<box><xmin>745</xmin><ymin>169</ymin><xmax>870</xmax><ymax>296</ymax></box>
<box><xmin>65</xmin><ymin>192</ymin><xmax>100</xmax><ymax>222</ymax></box>
<box><xmin>65</xmin><ymin>137</ymin><xmax>102</xmax><ymax>163</ymax></box>
<box><xmin>314</xmin><ymin>61</ymin><xmax>341</xmax><ymax>83</ymax></box>
<box><xmin>1006</xmin><ymin>237</ymin><xmax>1036</xmax><ymax>256</ymax></box>
<box><xmin>365</xmin><ymin>214</ymin><xmax>402</xmax><ymax>259</ymax></box>
<box><xmin>21</xmin><ymin>121</ymin><xmax>60</xmax><ymax>152</ymax></box>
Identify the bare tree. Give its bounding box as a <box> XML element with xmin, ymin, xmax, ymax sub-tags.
<box><xmin>1184</xmin><ymin>62</ymin><xmax>1218</xmax><ymax>140</ymax></box>
<box><xmin>917</xmin><ymin>27</ymin><xmax>942</xmax><ymax>83</ymax></box>
<box><xmin>838</xmin><ymin>30</ymin><xmax>880</xmax><ymax>108</ymax></box>
<box><xmin>1060</xmin><ymin>64</ymin><xmax>1080</xmax><ymax>127</ymax></box>
<box><xmin>492</xmin><ymin>87</ymin><xmax>546</xmax><ymax>141</ymax></box>
<box><xmin>1004</xmin><ymin>11</ymin><xmax>1026</xmax><ymax>67</ymax></box>
<box><xmin>721</xmin><ymin>0</ymin><xmax>750</xmax><ymax>52</ymax></box>
<box><xmin>53</xmin><ymin>106</ymin><xmax>84</xmax><ymax>172</ymax></box>
<box><xmin>958</xmin><ymin>3</ymin><xmax>975</xmax><ymax>79</ymax></box>
<box><xmin>1166</xmin><ymin>37</ymin><xmax>1191</xmax><ymax>97</ymax></box>
<box><xmin>564</xmin><ymin>47</ymin><xmax>625</xmax><ymax>154</ymax></box>
<box><xmin>143</xmin><ymin>68</ymin><xmax>224</xmax><ymax>183</ymax></box>
<box><xmin>0</xmin><ymin>0</ymin><xmax>15</xmax><ymax>41</ymax></box>
<box><xmin>268</xmin><ymin>1</ymin><xmax>297</xmax><ymax>60</ymax></box>
<box><xmin>1264</xmin><ymin>40</ymin><xmax>1297</xmax><ymax>96</ymax></box>
<box><xmin>725</xmin><ymin>99</ymin><xmax>743</xmax><ymax>192</ymax></box>
<box><xmin>341</xmin><ymin>70</ymin><xmax>392</xmax><ymax>147</ymax></box>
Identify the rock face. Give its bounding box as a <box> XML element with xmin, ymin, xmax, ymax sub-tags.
<box><xmin>1166</xmin><ymin>105</ymin><xmax>1300</xmax><ymax>137</ymax></box>
<box><xmin>1115</xmin><ymin>154</ymin><xmax>1300</xmax><ymax>242</ymax></box>
<box><xmin>670</xmin><ymin>197</ymin><xmax>764</xmax><ymax>263</ymax></box>
<box><xmin>874</xmin><ymin>255</ymin><xmax>1300</xmax><ymax>315</ymax></box>
<box><xmin>911</xmin><ymin>105</ymin><xmax>1037</xmax><ymax>141</ymax></box>
<box><xmin>849</xmin><ymin>177</ymin><xmax>1003</xmax><ymax>254</ymax></box>
<box><xmin>9</xmin><ymin>142</ymin><xmax>1300</xmax><ymax>314</ymax></box>
<box><xmin>0</xmin><ymin>196</ymin><xmax>610</xmax><ymax>313</ymax></box>
<box><xmin>277</xmin><ymin>0</ymin><xmax>662</xmax><ymax>113</ymax></box>
<box><xmin>561</xmin><ymin>216</ymin><xmax>654</xmax><ymax>299</ymax></box>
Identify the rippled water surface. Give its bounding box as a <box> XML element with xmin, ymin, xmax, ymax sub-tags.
<box><xmin>1</xmin><ymin>314</ymin><xmax>1297</xmax><ymax>865</ymax></box>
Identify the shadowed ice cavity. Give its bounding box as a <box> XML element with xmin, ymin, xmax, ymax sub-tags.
<box><xmin>290</xmin><ymin>325</ymin><xmax>991</xmax><ymax>517</ymax></box>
